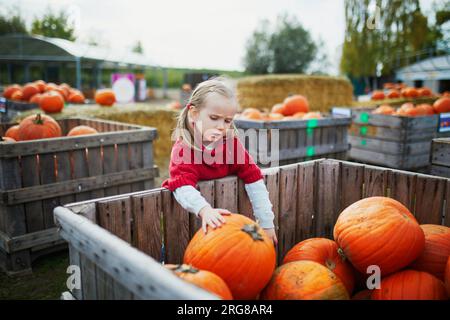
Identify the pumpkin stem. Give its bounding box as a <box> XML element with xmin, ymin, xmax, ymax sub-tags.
<box><xmin>171</xmin><ymin>264</ymin><xmax>199</xmax><ymax>274</ymax></box>
<box><xmin>337</xmin><ymin>248</ymin><xmax>347</xmax><ymax>261</ymax></box>
<box><xmin>34</xmin><ymin>113</ymin><xmax>44</xmax><ymax>125</ymax></box>
<box><xmin>241</xmin><ymin>224</ymin><xmax>264</xmax><ymax>241</ymax></box>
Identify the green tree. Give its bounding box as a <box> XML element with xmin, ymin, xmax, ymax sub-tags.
<box><xmin>31</xmin><ymin>9</ymin><xmax>76</xmax><ymax>41</ymax></box>
<box><xmin>244</xmin><ymin>15</ymin><xmax>317</xmax><ymax>74</ymax></box>
<box><xmin>0</xmin><ymin>9</ymin><xmax>28</xmax><ymax>35</ymax></box>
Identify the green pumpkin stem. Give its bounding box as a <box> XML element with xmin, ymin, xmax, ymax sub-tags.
<box><xmin>241</xmin><ymin>224</ymin><xmax>264</xmax><ymax>241</ymax></box>
<box><xmin>34</xmin><ymin>113</ymin><xmax>44</xmax><ymax>125</ymax></box>
<box><xmin>171</xmin><ymin>264</ymin><xmax>199</xmax><ymax>274</ymax></box>
<box><xmin>337</xmin><ymin>247</ymin><xmax>347</xmax><ymax>261</ymax></box>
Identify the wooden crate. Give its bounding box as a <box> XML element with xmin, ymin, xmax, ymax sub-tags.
<box><xmin>234</xmin><ymin>116</ymin><xmax>351</xmax><ymax>167</ymax></box>
<box><xmin>343</xmin><ymin>107</ymin><xmax>441</xmax><ymax>170</ymax></box>
<box><xmin>0</xmin><ymin>117</ymin><xmax>158</xmax><ymax>275</ymax></box>
<box><xmin>54</xmin><ymin>159</ymin><xmax>450</xmax><ymax>300</ymax></box>
<box><xmin>431</xmin><ymin>138</ymin><xmax>450</xmax><ymax>178</ymax></box>
<box><xmin>0</xmin><ymin>98</ymin><xmax>39</xmax><ymax>122</ymax></box>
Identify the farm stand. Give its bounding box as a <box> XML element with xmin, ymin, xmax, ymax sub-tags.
<box><xmin>0</xmin><ymin>117</ymin><xmax>158</xmax><ymax>275</ymax></box>
<box><xmin>234</xmin><ymin>116</ymin><xmax>351</xmax><ymax>167</ymax></box>
<box><xmin>54</xmin><ymin>159</ymin><xmax>449</xmax><ymax>299</ymax></box>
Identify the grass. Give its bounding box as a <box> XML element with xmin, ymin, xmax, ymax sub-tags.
<box><xmin>0</xmin><ymin>250</ymin><xmax>69</xmax><ymax>300</ymax></box>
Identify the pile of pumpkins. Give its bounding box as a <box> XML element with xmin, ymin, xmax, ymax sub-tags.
<box><xmin>371</xmin><ymin>83</ymin><xmax>434</xmax><ymax>101</ymax></box>
<box><xmin>238</xmin><ymin>94</ymin><xmax>323</xmax><ymax>121</ymax></box>
<box><xmin>2</xmin><ymin>81</ymin><xmax>116</xmax><ymax>113</ymax></box>
<box><xmin>372</xmin><ymin>97</ymin><xmax>450</xmax><ymax>117</ymax></box>
<box><xmin>1</xmin><ymin>113</ymin><xmax>99</xmax><ymax>143</ymax></box>
<box><xmin>164</xmin><ymin>197</ymin><xmax>450</xmax><ymax>300</ymax></box>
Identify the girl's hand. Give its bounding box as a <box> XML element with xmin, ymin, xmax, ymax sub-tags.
<box><xmin>198</xmin><ymin>206</ymin><xmax>231</xmax><ymax>234</ymax></box>
<box><xmin>263</xmin><ymin>228</ymin><xmax>278</xmax><ymax>246</ymax></box>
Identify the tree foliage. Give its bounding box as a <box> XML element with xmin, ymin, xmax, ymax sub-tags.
<box><xmin>31</xmin><ymin>9</ymin><xmax>76</xmax><ymax>41</ymax></box>
<box><xmin>0</xmin><ymin>9</ymin><xmax>28</xmax><ymax>35</ymax></box>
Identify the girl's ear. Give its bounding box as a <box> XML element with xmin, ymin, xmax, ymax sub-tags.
<box><xmin>189</xmin><ymin>105</ymin><xmax>200</xmax><ymax>122</ymax></box>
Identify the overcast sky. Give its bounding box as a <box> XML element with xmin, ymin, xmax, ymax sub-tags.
<box><xmin>1</xmin><ymin>0</ymin><xmax>436</xmax><ymax>74</ymax></box>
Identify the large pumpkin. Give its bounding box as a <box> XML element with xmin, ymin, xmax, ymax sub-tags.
<box><xmin>351</xmin><ymin>289</ymin><xmax>372</xmax><ymax>300</ymax></box>
<box><xmin>282</xmin><ymin>238</ymin><xmax>355</xmax><ymax>294</ymax></box>
<box><xmin>282</xmin><ymin>95</ymin><xmax>309</xmax><ymax>115</ymax></box>
<box><xmin>183</xmin><ymin>213</ymin><xmax>276</xmax><ymax>300</ymax></box>
<box><xmin>333</xmin><ymin>197</ymin><xmax>425</xmax><ymax>276</ymax></box>
<box><xmin>445</xmin><ymin>256</ymin><xmax>450</xmax><ymax>297</ymax></box>
<box><xmin>39</xmin><ymin>91</ymin><xmax>65</xmax><ymax>113</ymax></box>
<box><xmin>261</xmin><ymin>261</ymin><xmax>349</xmax><ymax>300</ymax></box>
<box><xmin>433</xmin><ymin>97</ymin><xmax>450</xmax><ymax>114</ymax></box>
<box><xmin>22</xmin><ymin>83</ymin><xmax>40</xmax><ymax>101</ymax></box>
<box><xmin>5</xmin><ymin>125</ymin><xmax>20</xmax><ymax>141</ymax></box>
<box><xmin>371</xmin><ymin>270</ymin><xmax>447</xmax><ymax>300</ymax></box>
<box><xmin>410</xmin><ymin>224</ymin><xmax>450</xmax><ymax>280</ymax></box>
<box><xmin>18</xmin><ymin>114</ymin><xmax>62</xmax><ymax>141</ymax></box>
<box><xmin>165</xmin><ymin>264</ymin><xmax>233</xmax><ymax>300</ymax></box>
<box><xmin>95</xmin><ymin>89</ymin><xmax>116</xmax><ymax>106</ymax></box>
<box><xmin>3</xmin><ymin>84</ymin><xmax>21</xmax><ymax>99</ymax></box>
<box><xmin>67</xmin><ymin>125</ymin><xmax>98</xmax><ymax>136</ymax></box>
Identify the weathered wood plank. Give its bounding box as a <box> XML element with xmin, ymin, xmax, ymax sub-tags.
<box><xmin>79</xmin><ymin>253</ymin><xmax>98</xmax><ymax>300</ymax></box>
<box><xmin>102</xmin><ymin>145</ymin><xmax>118</xmax><ymax>196</ymax></box>
<box><xmin>214</xmin><ymin>176</ymin><xmax>238</xmax><ymax>212</ymax></box>
<box><xmin>39</xmin><ymin>154</ymin><xmax>59</xmax><ymax>228</ymax></box>
<box><xmin>363</xmin><ymin>166</ymin><xmax>389</xmax><ymax>197</ymax></box>
<box><xmin>97</xmin><ymin>197</ymin><xmax>132</xmax><ymax>243</ymax></box>
<box><xmin>296</xmin><ymin>161</ymin><xmax>316</xmax><ymax>242</ymax></box>
<box><xmin>414</xmin><ymin>175</ymin><xmax>446</xmax><ymax>224</ymax></box>
<box><xmin>340</xmin><ymin>162</ymin><xmax>364</xmax><ymax>209</ymax></box>
<box><xmin>388</xmin><ymin>170</ymin><xmax>417</xmax><ymax>211</ymax></box>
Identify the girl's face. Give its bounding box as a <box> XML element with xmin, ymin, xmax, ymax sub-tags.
<box><xmin>189</xmin><ymin>92</ymin><xmax>238</xmax><ymax>144</ymax></box>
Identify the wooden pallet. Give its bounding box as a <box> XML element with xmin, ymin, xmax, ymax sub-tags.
<box><xmin>431</xmin><ymin>138</ymin><xmax>450</xmax><ymax>178</ymax></box>
<box><xmin>0</xmin><ymin>117</ymin><xmax>158</xmax><ymax>275</ymax></box>
<box><xmin>55</xmin><ymin>159</ymin><xmax>450</xmax><ymax>299</ymax></box>
<box><xmin>234</xmin><ymin>116</ymin><xmax>351</xmax><ymax>167</ymax></box>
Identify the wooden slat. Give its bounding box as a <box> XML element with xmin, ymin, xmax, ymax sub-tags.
<box><xmin>128</xmin><ymin>143</ymin><xmax>144</xmax><ymax>192</ymax></box>
<box><xmin>296</xmin><ymin>161</ymin><xmax>316</xmax><ymax>242</ymax></box>
<box><xmin>316</xmin><ymin>160</ymin><xmax>341</xmax><ymax>239</ymax></box>
<box><xmin>192</xmin><ymin>181</ymin><xmax>215</xmax><ymax>237</ymax></box>
<box><xmin>112</xmin><ymin>282</ymin><xmax>134</xmax><ymax>300</ymax></box>
<box><xmin>95</xmin><ymin>267</ymin><xmax>115</xmax><ymax>299</ymax></box>
<box><xmin>214</xmin><ymin>176</ymin><xmax>238</xmax><ymax>212</ymax></box>
<box><xmin>340</xmin><ymin>162</ymin><xmax>364</xmax><ymax>209</ymax></box>
<box><xmin>73</xmin><ymin>149</ymin><xmax>91</xmax><ymax>202</ymax></box>
<box><xmin>87</xmin><ymin>147</ymin><xmax>105</xmax><ymax>199</ymax></box>
<box><xmin>444</xmin><ymin>180</ymin><xmax>450</xmax><ymax>227</ymax></box>
<box><xmin>102</xmin><ymin>145</ymin><xmax>118</xmax><ymax>196</ymax></box>
<box><xmin>363</xmin><ymin>166</ymin><xmax>389</xmax><ymax>197</ymax></box>
<box><xmin>97</xmin><ymin>197</ymin><xmax>132</xmax><ymax>243</ymax></box>
<box><xmin>278</xmin><ymin>165</ymin><xmax>298</xmax><ymax>264</ymax></box>
<box><xmin>132</xmin><ymin>192</ymin><xmax>162</xmax><ymax>261</ymax></box>
<box><xmin>79</xmin><ymin>254</ymin><xmax>98</xmax><ymax>300</ymax></box>
<box><xmin>237</xmin><ymin>179</ymin><xmax>253</xmax><ymax>219</ymax></box>
<box><xmin>414</xmin><ymin>175</ymin><xmax>446</xmax><ymax>224</ymax></box>
<box><xmin>55</xmin><ymin>151</ymin><xmax>75</xmax><ymax>207</ymax></box>
<box><xmin>21</xmin><ymin>155</ymin><xmax>44</xmax><ymax>233</ymax></box>
<box><xmin>39</xmin><ymin>154</ymin><xmax>59</xmax><ymax>228</ymax></box>
<box><xmin>389</xmin><ymin>170</ymin><xmax>417</xmax><ymax>211</ymax></box>
<box><xmin>117</xmin><ymin>144</ymin><xmax>132</xmax><ymax>195</ymax></box>
<box><xmin>162</xmin><ymin>190</ymin><xmax>189</xmax><ymax>264</ymax></box>
<box><xmin>142</xmin><ymin>141</ymin><xmax>155</xmax><ymax>189</ymax></box>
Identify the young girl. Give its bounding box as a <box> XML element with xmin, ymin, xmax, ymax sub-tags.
<box><xmin>162</xmin><ymin>77</ymin><xmax>277</xmax><ymax>244</ymax></box>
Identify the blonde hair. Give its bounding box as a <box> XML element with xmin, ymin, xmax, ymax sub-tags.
<box><xmin>174</xmin><ymin>76</ymin><xmax>239</xmax><ymax>150</ymax></box>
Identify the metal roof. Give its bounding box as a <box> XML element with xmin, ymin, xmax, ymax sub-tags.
<box><xmin>396</xmin><ymin>55</ymin><xmax>450</xmax><ymax>81</ymax></box>
<box><xmin>0</xmin><ymin>33</ymin><xmax>156</xmax><ymax>68</ymax></box>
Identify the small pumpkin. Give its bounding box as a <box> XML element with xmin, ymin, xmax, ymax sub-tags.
<box><xmin>67</xmin><ymin>125</ymin><xmax>98</xmax><ymax>137</ymax></box>
<box><xmin>372</xmin><ymin>104</ymin><xmax>395</xmax><ymax>115</ymax></box>
<box><xmin>333</xmin><ymin>197</ymin><xmax>425</xmax><ymax>276</ymax></box>
<box><xmin>401</xmin><ymin>87</ymin><xmax>419</xmax><ymax>98</ymax></box>
<box><xmin>33</xmin><ymin>80</ymin><xmax>46</xmax><ymax>93</ymax></box>
<box><xmin>22</xmin><ymin>83</ymin><xmax>40</xmax><ymax>101</ymax></box>
<box><xmin>18</xmin><ymin>114</ymin><xmax>62</xmax><ymax>141</ymax></box>
<box><xmin>282</xmin><ymin>95</ymin><xmax>309</xmax><ymax>115</ymax></box>
<box><xmin>302</xmin><ymin>112</ymin><xmax>322</xmax><ymax>119</ymax></box>
<box><xmin>415</xmin><ymin>103</ymin><xmax>435</xmax><ymax>116</ymax></box>
<box><xmin>282</xmin><ymin>238</ymin><xmax>355</xmax><ymax>294</ymax></box>
<box><xmin>39</xmin><ymin>91</ymin><xmax>65</xmax><ymax>113</ymax></box>
<box><xmin>29</xmin><ymin>93</ymin><xmax>42</xmax><ymax>105</ymax></box>
<box><xmin>183</xmin><ymin>213</ymin><xmax>276</xmax><ymax>300</ymax></box>
<box><xmin>410</xmin><ymin>224</ymin><xmax>450</xmax><ymax>280</ymax></box>
<box><xmin>261</xmin><ymin>261</ymin><xmax>349</xmax><ymax>300</ymax></box>
<box><xmin>271</xmin><ymin>103</ymin><xmax>285</xmax><ymax>114</ymax></box>
<box><xmin>95</xmin><ymin>89</ymin><xmax>116</xmax><ymax>106</ymax></box>
<box><xmin>67</xmin><ymin>89</ymin><xmax>85</xmax><ymax>104</ymax></box>
<box><xmin>371</xmin><ymin>270</ymin><xmax>447</xmax><ymax>300</ymax></box>
<box><xmin>386</xmin><ymin>90</ymin><xmax>400</xmax><ymax>99</ymax></box>
<box><xmin>3</xmin><ymin>84</ymin><xmax>21</xmax><ymax>99</ymax></box>
<box><xmin>242</xmin><ymin>108</ymin><xmax>263</xmax><ymax>120</ymax></box>
<box><xmin>433</xmin><ymin>97</ymin><xmax>450</xmax><ymax>114</ymax></box>
<box><xmin>266</xmin><ymin>113</ymin><xmax>284</xmax><ymax>121</ymax></box>
<box><xmin>418</xmin><ymin>87</ymin><xmax>432</xmax><ymax>97</ymax></box>
<box><xmin>165</xmin><ymin>264</ymin><xmax>233</xmax><ymax>300</ymax></box>
<box><xmin>10</xmin><ymin>90</ymin><xmax>24</xmax><ymax>101</ymax></box>
<box><xmin>5</xmin><ymin>125</ymin><xmax>20</xmax><ymax>141</ymax></box>
<box><xmin>371</xmin><ymin>90</ymin><xmax>385</xmax><ymax>100</ymax></box>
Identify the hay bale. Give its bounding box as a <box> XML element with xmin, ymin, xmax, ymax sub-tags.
<box><xmin>350</xmin><ymin>96</ymin><xmax>439</xmax><ymax>108</ymax></box>
<box><xmin>237</xmin><ymin>74</ymin><xmax>354</xmax><ymax>112</ymax></box>
<box><xmin>14</xmin><ymin>103</ymin><xmax>179</xmax><ymax>164</ymax></box>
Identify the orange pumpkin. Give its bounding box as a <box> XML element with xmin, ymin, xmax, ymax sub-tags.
<box><xmin>242</xmin><ymin>108</ymin><xmax>263</xmax><ymax>120</ymax></box>
<box><xmin>5</xmin><ymin>125</ymin><xmax>20</xmax><ymax>141</ymax></box>
<box><xmin>282</xmin><ymin>95</ymin><xmax>309</xmax><ymax>115</ymax></box>
<box><xmin>33</xmin><ymin>80</ymin><xmax>46</xmax><ymax>93</ymax></box>
<box><xmin>67</xmin><ymin>125</ymin><xmax>98</xmax><ymax>137</ymax></box>
<box><xmin>10</xmin><ymin>90</ymin><xmax>23</xmax><ymax>101</ymax></box>
<box><xmin>271</xmin><ymin>103</ymin><xmax>285</xmax><ymax>114</ymax></box>
<box><xmin>418</xmin><ymin>87</ymin><xmax>432</xmax><ymax>97</ymax></box>
<box><xmin>183</xmin><ymin>213</ymin><xmax>276</xmax><ymax>300</ymax></box>
<box><xmin>22</xmin><ymin>83</ymin><xmax>40</xmax><ymax>101</ymax></box>
<box><xmin>433</xmin><ymin>97</ymin><xmax>450</xmax><ymax>114</ymax></box>
<box><xmin>267</xmin><ymin>113</ymin><xmax>284</xmax><ymax>121</ymax></box>
<box><xmin>45</xmin><ymin>83</ymin><xmax>58</xmax><ymax>92</ymax></box>
<box><xmin>39</xmin><ymin>91</ymin><xmax>65</xmax><ymax>113</ymax></box>
<box><xmin>333</xmin><ymin>197</ymin><xmax>425</xmax><ymax>276</ymax></box>
<box><xmin>372</xmin><ymin>105</ymin><xmax>395</xmax><ymax>115</ymax></box>
<box><xmin>351</xmin><ymin>289</ymin><xmax>372</xmax><ymax>300</ymax></box>
<box><xmin>415</xmin><ymin>103</ymin><xmax>435</xmax><ymax>116</ymax></box>
<box><xmin>396</xmin><ymin>102</ymin><xmax>418</xmax><ymax>116</ymax></box>
<box><xmin>445</xmin><ymin>257</ymin><xmax>450</xmax><ymax>297</ymax></box>
<box><xmin>67</xmin><ymin>89</ymin><xmax>85</xmax><ymax>104</ymax></box>
<box><xmin>59</xmin><ymin>84</ymin><xmax>71</xmax><ymax>100</ymax></box>
<box><xmin>282</xmin><ymin>238</ymin><xmax>355</xmax><ymax>294</ymax></box>
<box><xmin>29</xmin><ymin>93</ymin><xmax>42</xmax><ymax>105</ymax></box>
<box><xmin>261</xmin><ymin>261</ymin><xmax>349</xmax><ymax>300</ymax></box>
<box><xmin>95</xmin><ymin>89</ymin><xmax>116</xmax><ymax>106</ymax></box>
<box><xmin>18</xmin><ymin>114</ymin><xmax>62</xmax><ymax>141</ymax></box>
<box><xmin>1</xmin><ymin>136</ymin><xmax>15</xmax><ymax>143</ymax></box>
<box><xmin>3</xmin><ymin>84</ymin><xmax>22</xmax><ymax>99</ymax></box>
<box><xmin>371</xmin><ymin>90</ymin><xmax>385</xmax><ymax>100</ymax></box>
<box><xmin>386</xmin><ymin>90</ymin><xmax>400</xmax><ymax>99</ymax></box>
<box><xmin>371</xmin><ymin>270</ymin><xmax>447</xmax><ymax>300</ymax></box>
<box><xmin>401</xmin><ymin>87</ymin><xmax>419</xmax><ymax>98</ymax></box>
<box><xmin>292</xmin><ymin>112</ymin><xmax>306</xmax><ymax>119</ymax></box>
<box><xmin>302</xmin><ymin>112</ymin><xmax>322</xmax><ymax>119</ymax></box>
<box><xmin>165</xmin><ymin>264</ymin><xmax>233</xmax><ymax>300</ymax></box>
<box><xmin>410</xmin><ymin>224</ymin><xmax>450</xmax><ymax>280</ymax></box>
